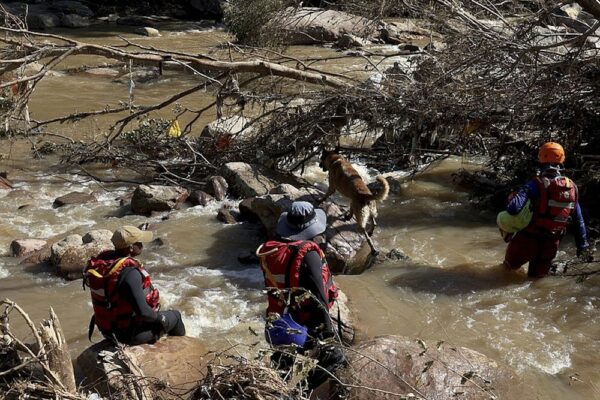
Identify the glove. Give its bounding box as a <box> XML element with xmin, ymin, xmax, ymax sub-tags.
<box><xmin>499</xmin><ymin>229</ymin><xmax>514</xmax><ymax>243</ymax></box>
<box><xmin>577</xmin><ymin>247</ymin><xmax>594</xmax><ymax>262</ymax></box>
<box><xmin>158</xmin><ymin>313</ymin><xmax>169</xmax><ymax>334</ymax></box>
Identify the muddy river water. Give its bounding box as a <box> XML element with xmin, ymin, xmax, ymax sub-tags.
<box><xmin>1</xmin><ymin>25</ymin><xmax>599</xmax><ymax>399</ymax></box>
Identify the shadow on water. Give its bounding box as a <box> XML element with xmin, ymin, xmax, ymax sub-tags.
<box><xmin>388</xmin><ymin>261</ymin><xmax>529</xmax><ymax>296</ymax></box>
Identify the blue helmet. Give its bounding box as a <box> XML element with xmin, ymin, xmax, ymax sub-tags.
<box><xmin>265</xmin><ymin>313</ymin><xmax>308</xmax><ymax>347</ymax></box>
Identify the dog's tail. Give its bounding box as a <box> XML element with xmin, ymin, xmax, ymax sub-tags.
<box><xmin>368</xmin><ymin>176</ymin><xmax>390</xmax><ymax>202</ymax></box>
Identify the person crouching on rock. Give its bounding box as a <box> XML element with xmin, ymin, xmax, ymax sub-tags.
<box><xmin>84</xmin><ymin>225</ymin><xmax>185</xmax><ymax>345</ymax></box>
<box><xmin>503</xmin><ymin>142</ymin><xmax>592</xmax><ymax>277</ymax></box>
<box><xmin>256</xmin><ymin>201</ymin><xmax>346</xmax><ymax>390</ymax></box>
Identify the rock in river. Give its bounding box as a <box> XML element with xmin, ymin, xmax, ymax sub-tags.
<box><xmin>131</xmin><ymin>184</ymin><xmax>189</xmax><ymax>215</ymax></box>
<box><xmin>340</xmin><ymin>335</ymin><xmax>519</xmax><ymax>400</ymax></box>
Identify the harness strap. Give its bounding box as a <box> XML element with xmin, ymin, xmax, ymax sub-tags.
<box><xmin>88</xmin><ymin>315</ymin><xmax>95</xmax><ymax>342</ymax></box>
<box><xmin>285</xmin><ymin>242</ymin><xmax>308</xmax><ymax>288</ymax></box>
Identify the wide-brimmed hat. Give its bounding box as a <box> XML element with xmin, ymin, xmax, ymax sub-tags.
<box><xmin>111</xmin><ymin>225</ymin><xmax>153</xmax><ymax>249</ymax></box>
<box><xmin>276</xmin><ymin>201</ymin><xmax>327</xmax><ymax>241</ymax></box>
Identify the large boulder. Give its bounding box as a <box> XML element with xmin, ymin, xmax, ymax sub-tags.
<box><xmin>272</xmin><ymin>8</ymin><xmax>379</xmax><ymax>45</ymax></box>
<box><xmin>245</xmin><ymin>184</ymin><xmax>374</xmax><ymax>274</ymax></box>
<box><xmin>190</xmin><ymin>0</ymin><xmax>228</xmax><ymax>19</ymax></box>
<box><xmin>340</xmin><ymin>335</ymin><xmax>518</xmax><ymax>400</ymax></box>
<box><xmin>201</xmin><ymin>116</ymin><xmax>254</xmax><ymax>150</ymax></box>
<box><xmin>77</xmin><ymin>336</ymin><xmax>211</xmax><ymax>397</ymax></box>
<box><xmin>60</xmin><ymin>14</ymin><xmax>91</xmax><ymax>28</ymax></box>
<box><xmin>50</xmin><ymin>1</ymin><xmax>94</xmax><ymax>17</ymax></box>
<box><xmin>50</xmin><ymin>230</ymin><xmax>113</xmax><ymax>279</ymax></box>
<box><xmin>221</xmin><ymin>162</ymin><xmax>280</xmax><ymax>198</ymax></box>
<box><xmin>131</xmin><ymin>185</ymin><xmax>189</xmax><ymax>214</ymax></box>
<box><xmin>10</xmin><ymin>239</ymin><xmax>47</xmax><ymax>257</ymax></box>
<box><xmin>27</xmin><ymin>12</ymin><xmax>61</xmax><ymax>30</ymax></box>
<box><xmin>53</xmin><ymin>191</ymin><xmax>96</xmax><ymax>208</ymax></box>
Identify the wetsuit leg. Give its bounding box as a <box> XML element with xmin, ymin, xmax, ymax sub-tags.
<box><xmin>306</xmin><ymin>345</ymin><xmax>347</xmax><ymax>390</ymax></box>
<box><xmin>159</xmin><ymin>310</ymin><xmax>186</xmax><ymax>336</ymax></box>
<box><xmin>504</xmin><ymin>232</ymin><xmax>537</xmax><ymax>271</ymax></box>
<box><xmin>128</xmin><ymin>329</ymin><xmax>159</xmax><ymax>345</ymax></box>
<box><xmin>527</xmin><ymin>237</ymin><xmax>560</xmax><ymax>278</ymax></box>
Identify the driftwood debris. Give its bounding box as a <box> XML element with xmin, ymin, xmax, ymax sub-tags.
<box><xmin>0</xmin><ymin>299</ymin><xmax>84</xmax><ymax>400</ymax></box>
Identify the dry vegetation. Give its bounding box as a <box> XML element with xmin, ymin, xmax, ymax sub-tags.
<box><xmin>0</xmin><ymin>1</ymin><xmax>598</xmax><ymax>222</ymax></box>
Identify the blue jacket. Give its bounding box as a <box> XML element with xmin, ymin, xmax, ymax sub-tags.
<box><xmin>506</xmin><ymin>169</ymin><xmax>589</xmax><ymax>250</ymax></box>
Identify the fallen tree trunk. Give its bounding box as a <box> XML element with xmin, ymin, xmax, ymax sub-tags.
<box><xmin>0</xmin><ymin>27</ymin><xmax>351</xmax><ymax>90</ymax></box>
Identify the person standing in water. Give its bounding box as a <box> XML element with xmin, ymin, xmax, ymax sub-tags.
<box><xmin>502</xmin><ymin>142</ymin><xmax>592</xmax><ymax>277</ymax></box>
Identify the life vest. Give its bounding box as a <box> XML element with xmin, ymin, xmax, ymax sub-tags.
<box><xmin>83</xmin><ymin>254</ymin><xmax>160</xmax><ymax>335</ymax></box>
<box><xmin>526</xmin><ymin>176</ymin><xmax>577</xmax><ymax>236</ymax></box>
<box><xmin>256</xmin><ymin>240</ymin><xmax>338</xmax><ymax>325</ymax></box>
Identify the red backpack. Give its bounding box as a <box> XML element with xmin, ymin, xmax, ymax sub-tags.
<box><xmin>256</xmin><ymin>240</ymin><xmax>338</xmax><ymax>323</ymax></box>
<box><xmin>84</xmin><ymin>255</ymin><xmax>159</xmax><ymax>338</ymax></box>
<box><xmin>527</xmin><ymin>176</ymin><xmax>578</xmax><ymax>236</ymax></box>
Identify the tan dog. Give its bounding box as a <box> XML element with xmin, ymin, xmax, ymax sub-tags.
<box><xmin>318</xmin><ymin>151</ymin><xmax>389</xmax><ymax>253</ymax></box>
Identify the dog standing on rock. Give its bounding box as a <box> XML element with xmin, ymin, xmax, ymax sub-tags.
<box><xmin>318</xmin><ymin>150</ymin><xmax>390</xmax><ymax>254</ymax></box>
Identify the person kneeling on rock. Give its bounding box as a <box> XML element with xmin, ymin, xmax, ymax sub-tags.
<box><xmin>256</xmin><ymin>201</ymin><xmax>347</xmax><ymax>390</ymax></box>
<box><xmin>84</xmin><ymin>225</ymin><xmax>185</xmax><ymax>345</ymax></box>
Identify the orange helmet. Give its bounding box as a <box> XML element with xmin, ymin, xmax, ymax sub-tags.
<box><xmin>538</xmin><ymin>142</ymin><xmax>565</xmax><ymax>164</ymax></box>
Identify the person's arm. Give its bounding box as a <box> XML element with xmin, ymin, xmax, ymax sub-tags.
<box><xmin>118</xmin><ymin>268</ymin><xmax>160</xmax><ymax>324</ymax></box>
<box><xmin>300</xmin><ymin>251</ymin><xmax>334</xmax><ymax>336</ymax></box>
<box><xmin>572</xmin><ymin>202</ymin><xmax>589</xmax><ymax>251</ymax></box>
<box><xmin>506</xmin><ymin>180</ymin><xmax>538</xmax><ymax>215</ymax></box>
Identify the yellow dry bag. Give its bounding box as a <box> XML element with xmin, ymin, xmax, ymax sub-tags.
<box><xmin>496</xmin><ymin>200</ymin><xmax>533</xmax><ymax>234</ymax></box>
<box><xmin>167</xmin><ymin>119</ymin><xmax>182</xmax><ymax>138</ymax></box>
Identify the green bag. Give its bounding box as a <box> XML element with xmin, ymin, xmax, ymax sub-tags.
<box><xmin>496</xmin><ymin>200</ymin><xmax>533</xmax><ymax>233</ymax></box>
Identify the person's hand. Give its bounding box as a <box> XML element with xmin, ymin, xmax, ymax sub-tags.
<box><xmin>499</xmin><ymin>229</ymin><xmax>513</xmax><ymax>243</ymax></box>
<box><xmin>577</xmin><ymin>247</ymin><xmax>594</xmax><ymax>262</ymax></box>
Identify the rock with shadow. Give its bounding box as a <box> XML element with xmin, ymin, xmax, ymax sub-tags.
<box><xmin>50</xmin><ymin>229</ymin><xmax>114</xmax><ymax>280</ymax></box>
<box><xmin>131</xmin><ymin>184</ymin><xmax>189</xmax><ymax>215</ymax></box>
<box><xmin>76</xmin><ymin>336</ymin><xmax>211</xmax><ymax>398</ymax></box>
<box><xmin>243</xmin><ymin>183</ymin><xmax>375</xmax><ymax>274</ymax></box>
<box><xmin>338</xmin><ymin>335</ymin><xmax>519</xmax><ymax>400</ymax></box>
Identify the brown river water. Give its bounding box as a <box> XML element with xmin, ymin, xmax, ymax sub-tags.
<box><xmin>1</xmin><ymin>25</ymin><xmax>599</xmax><ymax>399</ymax></box>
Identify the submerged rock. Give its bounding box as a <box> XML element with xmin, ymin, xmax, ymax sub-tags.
<box><xmin>10</xmin><ymin>239</ymin><xmax>47</xmax><ymax>257</ymax></box>
<box><xmin>77</xmin><ymin>336</ymin><xmax>211</xmax><ymax>398</ymax></box>
<box><xmin>137</xmin><ymin>27</ymin><xmax>161</xmax><ymax>37</ymax></box>
<box><xmin>53</xmin><ymin>191</ymin><xmax>96</xmax><ymax>208</ymax></box>
<box><xmin>83</xmin><ymin>67</ymin><xmax>121</xmax><ymax>78</ymax></box>
<box><xmin>114</xmin><ymin>67</ymin><xmax>161</xmax><ymax>84</ymax></box>
<box><xmin>340</xmin><ymin>335</ymin><xmax>518</xmax><ymax>399</ymax></box>
<box><xmin>189</xmin><ymin>190</ymin><xmax>214</xmax><ymax>206</ymax></box>
<box><xmin>217</xmin><ymin>205</ymin><xmax>239</xmax><ymax>224</ymax></box>
<box><xmin>131</xmin><ymin>184</ymin><xmax>189</xmax><ymax>214</ymax></box>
